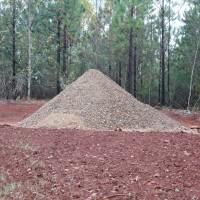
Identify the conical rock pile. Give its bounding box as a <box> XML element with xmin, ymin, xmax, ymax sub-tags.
<box><xmin>19</xmin><ymin>69</ymin><xmax>187</xmax><ymax>132</ymax></box>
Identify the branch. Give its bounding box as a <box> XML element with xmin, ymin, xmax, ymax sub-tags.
<box><xmin>98</xmin><ymin>193</ymin><xmax>133</xmax><ymax>200</ymax></box>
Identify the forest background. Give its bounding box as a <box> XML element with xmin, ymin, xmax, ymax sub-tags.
<box><xmin>0</xmin><ymin>0</ymin><xmax>199</xmax><ymax>110</ymax></box>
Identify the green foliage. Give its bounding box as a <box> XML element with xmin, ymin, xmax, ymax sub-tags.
<box><xmin>0</xmin><ymin>0</ymin><xmax>200</xmax><ymax>109</ymax></box>
<box><xmin>171</xmin><ymin>2</ymin><xmax>200</xmax><ymax>107</ymax></box>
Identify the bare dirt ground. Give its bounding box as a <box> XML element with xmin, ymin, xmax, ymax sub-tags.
<box><xmin>0</xmin><ymin>100</ymin><xmax>44</xmax><ymax>126</ymax></box>
<box><xmin>1</xmin><ymin>101</ymin><xmax>200</xmax><ymax>199</ymax></box>
<box><xmin>162</xmin><ymin>109</ymin><xmax>200</xmax><ymax>130</ymax></box>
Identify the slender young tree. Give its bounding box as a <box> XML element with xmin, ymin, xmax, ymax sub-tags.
<box><xmin>108</xmin><ymin>28</ymin><xmax>112</xmax><ymax>77</ymax></box>
<box><xmin>12</xmin><ymin>0</ymin><xmax>16</xmax><ymax>98</ymax></box>
<box><xmin>167</xmin><ymin>0</ymin><xmax>171</xmax><ymax>104</ymax></box>
<box><xmin>63</xmin><ymin>24</ymin><xmax>67</xmax><ymax>75</ymax></box>
<box><xmin>159</xmin><ymin>40</ymin><xmax>161</xmax><ymax>104</ymax></box>
<box><xmin>56</xmin><ymin>11</ymin><xmax>62</xmax><ymax>94</ymax></box>
<box><xmin>95</xmin><ymin>0</ymin><xmax>99</xmax><ymax>69</ymax></box>
<box><xmin>118</xmin><ymin>61</ymin><xmax>122</xmax><ymax>86</ymax></box>
<box><xmin>127</xmin><ymin>6</ymin><xmax>134</xmax><ymax>94</ymax></box>
<box><xmin>133</xmin><ymin>6</ymin><xmax>137</xmax><ymax>97</ymax></box>
<box><xmin>27</xmin><ymin>0</ymin><xmax>32</xmax><ymax>99</ymax></box>
<box><xmin>161</xmin><ymin>0</ymin><xmax>166</xmax><ymax>105</ymax></box>
<box><xmin>187</xmin><ymin>34</ymin><xmax>200</xmax><ymax>111</ymax></box>
<box><xmin>108</xmin><ymin>2</ymin><xmax>112</xmax><ymax>77</ymax></box>
<box><xmin>62</xmin><ymin>0</ymin><xmax>68</xmax><ymax>78</ymax></box>
<box><xmin>149</xmin><ymin>16</ymin><xmax>153</xmax><ymax>105</ymax></box>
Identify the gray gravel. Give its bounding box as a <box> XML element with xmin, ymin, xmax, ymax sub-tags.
<box><xmin>18</xmin><ymin>69</ymin><xmax>188</xmax><ymax>132</ymax></box>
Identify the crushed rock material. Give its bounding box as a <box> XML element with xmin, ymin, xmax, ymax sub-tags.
<box><xmin>18</xmin><ymin>69</ymin><xmax>188</xmax><ymax>132</ymax></box>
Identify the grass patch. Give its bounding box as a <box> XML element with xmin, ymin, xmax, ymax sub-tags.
<box><xmin>0</xmin><ymin>183</ymin><xmax>18</xmax><ymax>196</ymax></box>
<box><xmin>18</xmin><ymin>142</ymin><xmax>37</xmax><ymax>152</ymax></box>
<box><xmin>0</xmin><ymin>174</ymin><xmax>6</xmax><ymax>181</ymax></box>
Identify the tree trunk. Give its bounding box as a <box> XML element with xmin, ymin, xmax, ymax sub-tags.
<box><xmin>109</xmin><ymin>65</ymin><xmax>111</xmax><ymax>77</ymax></box>
<box><xmin>56</xmin><ymin>13</ymin><xmax>61</xmax><ymax>94</ymax></box>
<box><xmin>158</xmin><ymin>37</ymin><xmax>162</xmax><ymax>104</ymax></box>
<box><xmin>161</xmin><ymin>0</ymin><xmax>165</xmax><ymax>106</ymax></box>
<box><xmin>187</xmin><ymin>35</ymin><xmax>200</xmax><ymax>111</ymax></box>
<box><xmin>149</xmin><ymin>17</ymin><xmax>153</xmax><ymax>105</ymax></box>
<box><xmin>127</xmin><ymin>6</ymin><xmax>134</xmax><ymax>94</ymax></box>
<box><xmin>133</xmin><ymin>6</ymin><xmax>137</xmax><ymax>98</ymax></box>
<box><xmin>133</xmin><ymin>35</ymin><xmax>137</xmax><ymax>97</ymax></box>
<box><xmin>12</xmin><ymin>0</ymin><xmax>16</xmax><ymax>99</ymax></box>
<box><xmin>27</xmin><ymin>0</ymin><xmax>32</xmax><ymax>100</ymax></box>
<box><xmin>95</xmin><ymin>0</ymin><xmax>100</xmax><ymax>70</ymax></box>
<box><xmin>63</xmin><ymin>0</ymin><xmax>68</xmax><ymax>80</ymax></box>
<box><xmin>118</xmin><ymin>61</ymin><xmax>122</xmax><ymax>86</ymax></box>
<box><xmin>63</xmin><ymin>24</ymin><xmax>68</xmax><ymax>77</ymax></box>
<box><xmin>167</xmin><ymin>0</ymin><xmax>171</xmax><ymax>105</ymax></box>
<box><xmin>108</xmin><ymin>8</ymin><xmax>112</xmax><ymax>77</ymax></box>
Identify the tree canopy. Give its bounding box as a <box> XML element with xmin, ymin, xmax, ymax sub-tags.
<box><xmin>0</xmin><ymin>0</ymin><xmax>199</xmax><ymax>110</ymax></box>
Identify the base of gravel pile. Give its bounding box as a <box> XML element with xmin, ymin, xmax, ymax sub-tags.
<box><xmin>36</xmin><ymin>113</ymin><xmax>86</xmax><ymax>129</ymax></box>
<box><xmin>18</xmin><ymin>69</ymin><xmax>188</xmax><ymax>132</ymax></box>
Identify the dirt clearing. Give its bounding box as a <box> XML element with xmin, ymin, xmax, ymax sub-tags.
<box><xmin>1</xmin><ymin>102</ymin><xmax>200</xmax><ymax>199</ymax></box>
<box><xmin>0</xmin><ymin>100</ymin><xmax>43</xmax><ymax>125</ymax></box>
<box><xmin>1</xmin><ymin>126</ymin><xmax>200</xmax><ymax>200</ymax></box>
<box><xmin>163</xmin><ymin>109</ymin><xmax>200</xmax><ymax>130</ymax></box>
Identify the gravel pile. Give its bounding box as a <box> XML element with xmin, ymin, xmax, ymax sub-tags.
<box><xmin>18</xmin><ymin>69</ymin><xmax>188</xmax><ymax>132</ymax></box>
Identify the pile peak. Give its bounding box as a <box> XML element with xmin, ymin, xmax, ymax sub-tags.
<box><xmin>19</xmin><ymin>69</ymin><xmax>187</xmax><ymax>132</ymax></box>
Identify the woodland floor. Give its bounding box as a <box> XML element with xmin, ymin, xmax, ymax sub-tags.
<box><xmin>0</xmin><ymin>101</ymin><xmax>200</xmax><ymax>200</ymax></box>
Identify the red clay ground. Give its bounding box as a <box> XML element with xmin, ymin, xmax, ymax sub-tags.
<box><xmin>162</xmin><ymin>109</ymin><xmax>200</xmax><ymax>130</ymax></box>
<box><xmin>1</xmin><ymin>101</ymin><xmax>200</xmax><ymax>199</ymax></box>
<box><xmin>1</xmin><ymin>127</ymin><xmax>200</xmax><ymax>200</ymax></box>
<box><xmin>0</xmin><ymin>101</ymin><xmax>44</xmax><ymax>126</ymax></box>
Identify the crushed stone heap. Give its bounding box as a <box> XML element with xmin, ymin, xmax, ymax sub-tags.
<box><xmin>19</xmin><ymin>69</ymin><xmax>187</xmax><ymax>132</ymax></box>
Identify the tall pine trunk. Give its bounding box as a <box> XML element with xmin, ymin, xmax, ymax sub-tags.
<box><xmin>95</xmin><ymin>0</ymin><xmax>100</xmax><ymax>70</ymax></box>
<box><xmin>63</xmin><ymin>24</ymin><xmax>68</xmax><ymax>77</ymax></box>
<box><xmin>56</xmin><ymin>13</ymin><xmax>61</xmax><ymax>94</ymax></box>
<box><xmin>161</xmin><ymin>0</ymin><xmax>165</xmax><ymax>106</ymax></box>
<box><xmin>149</xmin><ymin>17</ymin><xmax>153</xmax><ymax>105</ymax></box>
<box><xmin>118</xmin><ymin>61</ymin><xmax>122</xmax><ymax>86</ymax></box>
<box><xmin>12</xmin><ymin>0</ymin><xmax>16</xmax><ymax>99</ymax></box>
<box><xmin>133</xmin><ymin>6</ymin><xmax>137</xmax><ymax>98</ymax></box>
<box><xmin>108</xmin><ymin>31</ymin><xmax>112</xmax><ymax>77</ymax></box>
<box><xmin>133</xmin><ymin>34</ymin><xmax>137</xmax><ymax>97</ymax></box>
<box><xmin>27</xmin><ymin>0</ymin><xmax>32</xmax><ymax>100</ymax></box>
<box><xmin>108</xmin><ymin>5</ymin><xmax>112</xmax><ymax>77</ymax></box>
<box><xmin>127</xmin><ymin>6</ymin><xmax>134</xmax><ymax>94</ymax></box>
<box><xmin>167</xmin><ymin>0</ymin><xmax>171</xmax><ymax>104</ymax></box>
<box><xmin>158</xmin><ymin>37</ymin><xmax>162</xmax><ymax>104</ymax></box>
<box><xmin>63</xmin><ymin>1</ymin><xmax>68</xmax><ymax>80</ymax></box>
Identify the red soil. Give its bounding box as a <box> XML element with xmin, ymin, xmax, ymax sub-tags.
<box><xmin>1</xmin><ymin>127</ymin><xmax>200</xmax><ymax>199</ymax></box>
<box><xmin>1</xmin><ymin>101</ymin><xmax>200</xmax><ymax>199</ymax></box>
<box><xmin>0</xmin><ymin>100</ymin><xmax>44</xmax><ymax>125</ymax></box>
<box><xmin>163</xmin><ymin>109</ymin><xmax>200</xmax><ymax>129</ymax></box>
